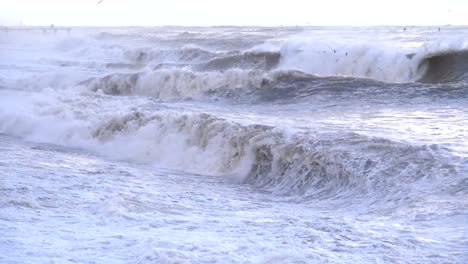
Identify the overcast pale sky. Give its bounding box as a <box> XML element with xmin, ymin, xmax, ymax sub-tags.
<box><xmin>1</xmin><ymin>0</ymin><xmax>467</xmax><ymax>26</ymax></box>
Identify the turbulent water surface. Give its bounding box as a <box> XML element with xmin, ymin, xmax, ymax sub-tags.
<box><xmin>1</xmin><ymin>26</ymin><xmax>468</xmax><ymax>263</ymax></box>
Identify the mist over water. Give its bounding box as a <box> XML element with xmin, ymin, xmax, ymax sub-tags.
<box><xmin>1</xmin><ymin>26</ymin><xmax>467</xmax><ymax>263</ymax></box>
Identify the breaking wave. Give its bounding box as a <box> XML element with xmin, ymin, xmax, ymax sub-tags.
<box><xmin>277</xmin><ymin>38</ymin><xmax>468</xmax><ymax>83</ymax></box>
<box><xmin>91</xmin><ymin>112</ymin><xmax>454</xmax><ymax>200</ymax></box>
<box><xmin>80</xmin><ymin>46</ymin><xmax>468</xmax><ymax>101</ymax></box>
<box><xmin>0</xmin><ymin>93</ymin><xmax>457</xmax><ymax>204</ymax></box>
<box><xmin>55</xmin><ymin>34</ymin><xmax>468</xmax><ymax>86</ymax></box>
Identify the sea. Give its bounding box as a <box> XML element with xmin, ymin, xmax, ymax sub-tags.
<box><xmin>1</xmin><ymin>26</ymin><xmax>467</xmax><ymax>263</ymax></box>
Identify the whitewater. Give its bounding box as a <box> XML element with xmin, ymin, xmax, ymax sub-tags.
<box><xmin>1</xmin><ymin>26</ymin><xmax>467</xmax><ymax>263</ymax></box>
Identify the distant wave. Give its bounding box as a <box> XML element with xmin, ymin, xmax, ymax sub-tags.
<box><xmin>81</xmin><ymin>69</ymin><xmax>270</xmax><ymax>99</ymax></box>
<box><xmin>56</xmin><ymin>34</ymin><xmax>468</xmax><ymax>85</ymax></box>
<box><xmin>124</xmin><ymin>48</ymin><xmax>281</xmax><ymax>71</ymax></box>
<box><xmin>125</xmin><ymin>47</ymin><xmax>218</xmax><ymax>64</ymax></box>
<box><xmin>48</xmin><ymin>34</ymin><xmax>468</xmax><ymax>102</ymax></box>
<box><xmin>194</xmin><ymin>51</ymin><xmax>280</xmax><ymax>71</ymax></box>
<box><xmin>114</xmin><ymin>44</ymin><xmax>468</xmax><ymax>85</ymax></box>
<box><xmin>81</xmin><ymin>67</ymin><xmax>468</xmax><ymax>101</ymax></box>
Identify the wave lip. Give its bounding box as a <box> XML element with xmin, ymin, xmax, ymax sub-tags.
<box><xmin>417</xmin><ymin>50</ymin><xmax>468</xmax><ymax>83</ymax></box>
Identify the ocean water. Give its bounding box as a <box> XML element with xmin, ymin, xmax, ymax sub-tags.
<box><xmin>1</xmin><ymin>26</ymin><xmax>467</xmax><ymax>263</ymax></box>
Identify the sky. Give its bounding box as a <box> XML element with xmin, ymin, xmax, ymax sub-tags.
<box><xmin>0</xmin><ymin>0</ymin><xmax>467</xmax><ymax>26</ymax></box>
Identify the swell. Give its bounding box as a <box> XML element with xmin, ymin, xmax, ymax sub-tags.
<box><xmin>194</xmin><ymin>51</ymin><xmax>280</xmax><ymax>71</ymax></box>
<box><xmin>125</xmin><ymin>47</ymin><xmax>218</xmax><ymax>64</ymax></box>
<box><xmin>125</xmin><ymin>48</ymin><xmax>281</xmax><ymax>71</ymax></box>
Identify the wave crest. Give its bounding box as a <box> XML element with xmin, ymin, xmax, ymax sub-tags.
<box><xmin>125</xmin><ymin>47</ymin><xmax>217</xmax><ymax>64</ymax></box>
<box><xmin>418</xmin><ymin>50</ymin><xmax>468</xmax><ymax>83</ymax></box>
<box><xmin>82</xmin><ymin>70</ymin><xmax>270</xmax><ymax>99</ymax></box>
<box><xmin>195</xmin><ymin>51</ymin><xmax>280</xmax><ymax>71</ymax></box>
<box><xmin>278</xmin><ymin>38</ymin><xmax>468</xmax><ymax>83</ymax></box>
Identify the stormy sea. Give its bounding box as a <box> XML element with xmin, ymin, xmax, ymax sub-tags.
<box><xmin>1</xmin><ymin>26</ymin><xmax>467</xmax><ymax>263</ymax></box>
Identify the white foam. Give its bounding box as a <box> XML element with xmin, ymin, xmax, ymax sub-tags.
<box><xmin>278</xmin><ymin>36</ymin><xmax>468</xmax><ymax>83</ymax></box>
<box><xmin>278</xmin><ymin>38</ymin><xmax>418</xmax><ymax>82</ymax></box>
